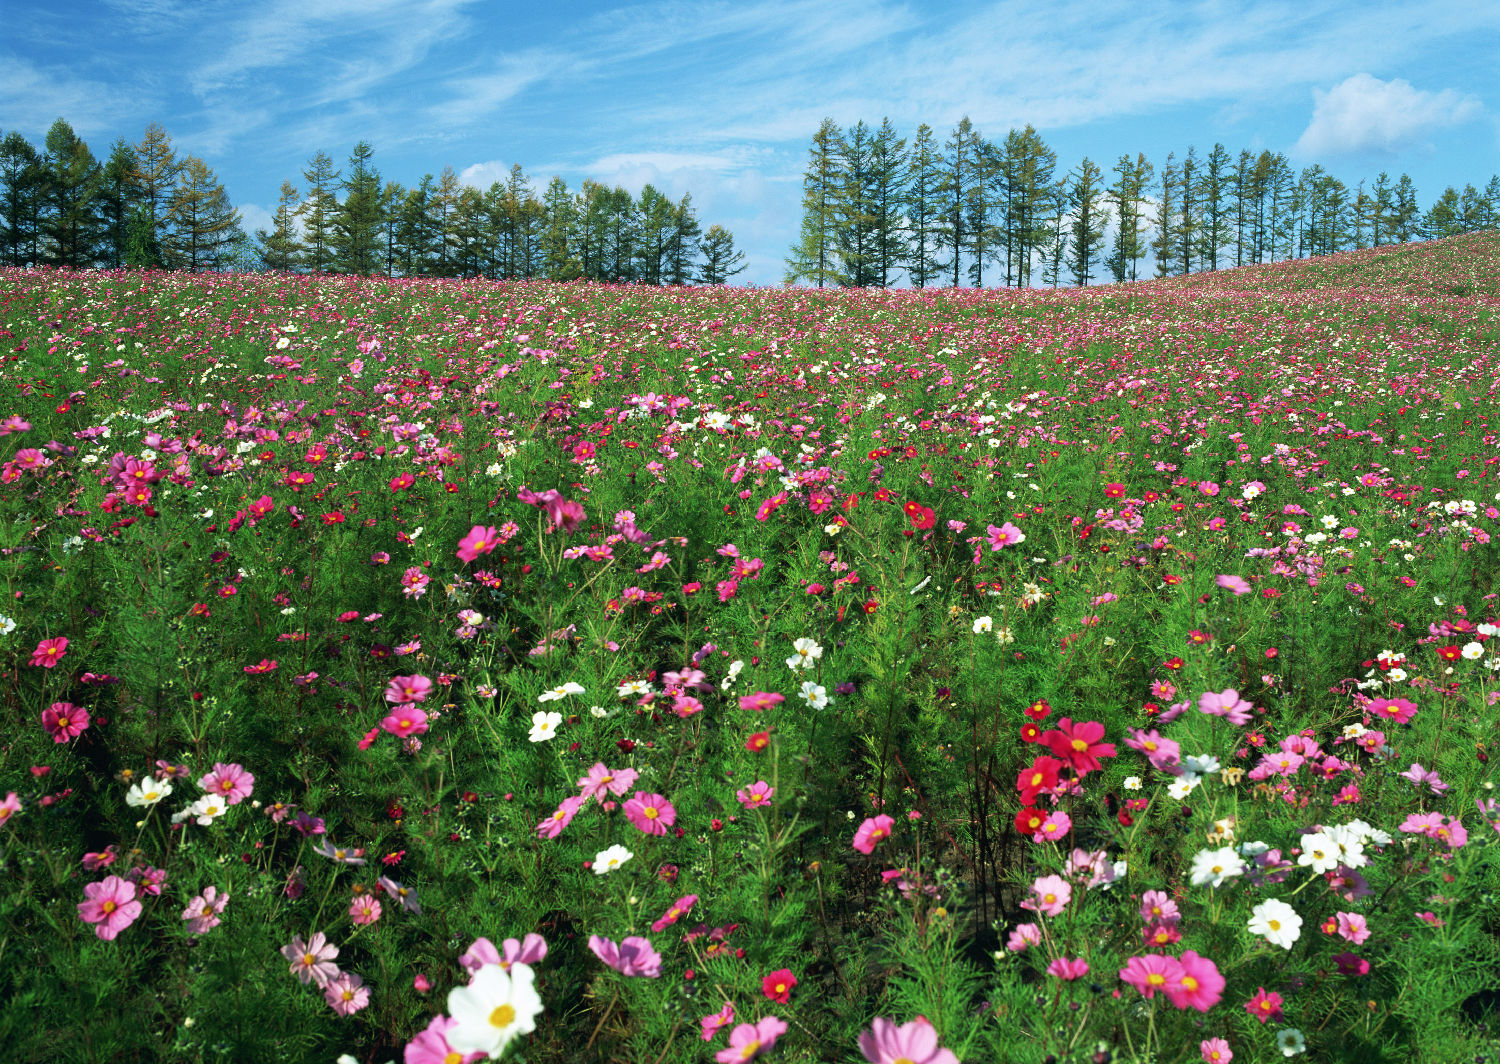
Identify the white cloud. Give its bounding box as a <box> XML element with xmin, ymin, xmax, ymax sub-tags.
<box><xmin>237</xmin><ymin>201</ymin><xmax>274</xmax><ymax>237</ymax></box>
<box><xmin>1294</xmin><ymin>73</ymin><xmax>1484</xmax><ymax>158</ymax></box>
<box><xmin>457</xmin><ymin>160</ymin><xmax>514</xmax><ymax>190</ymax></box>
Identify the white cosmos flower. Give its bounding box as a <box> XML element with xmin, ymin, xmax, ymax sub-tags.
<box><xmin>1248</xmin><ymin>898</ymin><xmax>1303</xmax><ymax>949</ymax></box>
<box><xmin>798</xmin><ymin>681</ymin><xmax>829</xmax><ymax>709</ymax></box>
<box><xmin>528</xmin><ymin>711</ymin><xmax>562</xmax><ymax>743</ymax></box>
<box><xmin>1276</xmin><ymin>1028</ymin><xmax>1307</xmax><ymax>1057</ymax></box>
<box><xmin>1122</xmin><ymin>776</ymin><xmax>1142</xmax><ymax>791</ymax></box>
<box><xmin>1166</xmin><ymin>778</ymin><xmax>1198</xmax><ymax>800</ymax></box>
<box><xmin>446</xmin><ymin>962</ymin><xmax>543</xmax><ymax>1058</ymax></box>
<box><xmin>615</xmin><ymin>679</ymin><xmax>654</xmax><ymax>698</ymax></box>
<box><xmin>786</xmin><ymin>637</ymin><xmax>823</xmax><ymax>672</ymax></box>
<box><xmin>1188</xmin><ymin>846</ymin><xmax>1245</xmax><ymax>888</ymax></box>
<box><xmin>126</xmin><ymin>777</ymin><xmax>173</xmax><ymax>807</ymax></box>
<box><xmin>538</xmin><ymin>681</ymin><xmax>585</xmax><ymax>702</ymax></box>
<box><xmin>1296</xmin><ymin>832</ymin><xmax>1340</xmax><ymax>873</ymax></box>
<box><xmin>594</xmin><ymin>844</ymin><xmax>633</xmax><ymax>874</ymax></box>
<box><xmin>189</xmin><ymin>795</ymin><xmax>228</xmax><ymax>826</ymax></box>
<box><xmin>1461</xmin><ymin>642</ymin><xmax>1483</xmax><ymax>660</ymax></box>
<box><xmin>972</xmin><ymin>615</ymin><xmax>993</xmax><ymax>634</ymax></box>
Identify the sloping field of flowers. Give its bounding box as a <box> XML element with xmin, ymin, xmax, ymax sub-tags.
<box><xmin>1</xmin><ymin>232</ymin><xmax>1498</xmax><ymax>1064</ymax></box>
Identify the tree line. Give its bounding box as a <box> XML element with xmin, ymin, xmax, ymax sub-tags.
<box><xmin>786</xmin><ymin>116</ymin><xmax>1500</xmax><ymax>288</ymax></box>
<box><xmin>0</xmin><ymin>119</ymin><xmax>750</xmax><ymax>283</ymax></box>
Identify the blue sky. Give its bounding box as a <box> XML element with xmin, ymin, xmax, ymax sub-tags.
<box><xmin>3</xmin><ymin>0</ymin><xmax>1497</xmax><ymax>284</ymax></box>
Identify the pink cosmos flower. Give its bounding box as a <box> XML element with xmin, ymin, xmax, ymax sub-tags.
<box><xmin>1335</xmin><ymin>912</ymin><xmax>1370</xmax><ymax>945</ymax></box>
<box><xmin>77</xmin><ymin>875</ymin><xmax>142</xmax><ymax>940</ymax></box>
<box><xmin>382</xmin><ymin>705</ymin><xmax>430</xmax><ymax>738</ymax></box>
<box><xmin>700</xmin><ymin>1002</ymin><xmax>735</xmax><ymax>1042</ymax></box>
<box><xmin>1366</xmin><ymin>697</ymin><xmax>1417</xmax><ymax>724</ymax></box>
<box><xmin>651</xmin><ymin>895</ymin><xmax>699</xmax><ymax>933</ymax></box>
<box><xmin>536</xmin><ymin>795</ymin><xmax>586</xmax><ymax>840</ymax></box>
<box><xmin>858</xmin><ymin>1016</ymin><xmax>959</xmax><ymax>1064</ymax></box>
<box><xmin>739</xmin><ymin>691</ymin><xmax>786</xmax><ymax>711</ymax></box>
<box><xmin>1245</xmin><ymin>987</ymin><xmax>1283</xmax><ymax>1023</ymax></box>
<box><xmin>715</xmin><ymin>1016</ymin><xmax>787</xmax><ymax>1063</ymax></box>
<box><xmin>1006</xmin><ymin>923</ymin><xmax>1042</xmax><ymax>951</ymax></box>
<box><xmin>404</xmin><ymin>1014</ymin><xmax>486</xmax><ymax>1064</ymax></box>
<box><xmin>1139</xmin><ymin>890</ymin><xmax>1181</xmax><ymax>925</ymax></box>
<box><xmin>30</xmin><ymin>636</ymin><xmax>68</xmax><ymax>668</ymax></box>
<box><xmin>1334</xmin><ymin>951</ymin><xmax>1370</xmax><ymax>976</ymax></box>
<box><xmin>349</xmin><ymin>895</ymin><xmax>382</xmax><ymax>925</ymax></box>
<box><xmin>0</xmin><ymin>792</ymin><xmax>20</xmax><ymax>825</ymax></box>
<box><xmin>1201</xmin><ymin>1037</ymin><xmax>1233</xmax><ymax>1062</ymax></box>
<box><xmin>623</xmin><ymin>792</ymin><xmax>676</xmax><ymax>835</ymax></box>
<box><xmin>385</xmin><ymin>674</ymin><xmax>433</xmax><ymax>704</ymax></box>
<box><xmin>181</xmin><ymin>885</ymin><xmax>228</xmax><ymax>934</ymax></box>
<box><xmin>1215</xmin><ymin>574</ymin><xmax>1251</xmax><ymax>595</ymax></box>
<box><xmin>588</xmin><ymin>934</ymin><xmax>662</xmax><ymax>977</ymax></box>
<box><xmin>1033</xmin><ymin>811</ymin><xmax>1072</xmax><ymax>843</ymax></box>
<box><xmin>577</xmin><ymin>763</ymin><xmax>638</xmax><ymax>801</ymax></box>
<box><xmin>1047</xmin><ymin>958</ymin><xmax>1090</xmax><ymax>981</ymax></box>
<box><xmin>736</xmin><ymin>781</ymin><xmax>775</xmax><ymax>809</ymax></box>
<box><xmin>986</xmin><ymin>522</ymin><xmax>1025</xmax><ymax>550</ymax></box>
<box><xmin>1198</xmin><ymin>689</ymin><xmax>1253</xmax><ymax>726</ymax></box>
<box><xmin>1021</xmin><ymin>875</ymin><xmax>1072</xmax><ymax>917</ymax></box>
<box><xmin>324</xmin><ymin>971</ymin><xmax>370</xmax><ymax>1016</ymax></box>
<box><xmin>42</xmin><ymin>702</ymin><xmax>89</xmax><ymax>743</ymax></box>
<box><xmin>852</xmin><ymin>814</ymin><xmax>896</xmax><ymax>854</ymax></box>
<box><xmin>456</xmin><ymin>524</ymin><xmax>500</xmax><ymax>562</ymax></box>
<box><xmin>1120</xmin><ymin>954</ymin><xmax>1184</xmax><ymax>1000</ymax></box>
<box><xmin>1165</xmin><ymin>951</ymin><xmax>1224</xmax><ymax>1012</ymax></box>
<box><xmin>1041</xmin><ymin>717</ymin><xmax>1116</xmax><ymax>775</ymax></box>
<box><xmin>197</xmin><ymin>763</ymin><xmax>255</xmax><ymax>805</ymax></box>
<box><xmin>281</xmin><ymin>931</ymin><xmax>341</xmax><ymax>987</ymax></box>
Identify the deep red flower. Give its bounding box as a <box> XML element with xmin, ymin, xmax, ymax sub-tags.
<box><xmin>761</xmin><ymin>968</ymin><xmax>797</xmax><ymax>1003</ymax></box>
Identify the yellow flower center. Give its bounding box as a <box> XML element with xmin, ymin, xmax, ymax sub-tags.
<box><xmin>444</xmin><ymin>1054</ymin><xmax>464</xmax><ymax>1064</ymax></box>
<box><xmin>1071</xmin><ymin>739</ymin><xmax>1088</xmax><ymax>752</ymax></box>
<box><xmin>304</xmin><ymin>954</ymin><xmax>316</xmax><ymax>965</ymax></box>
<box><xmin>1182</xmin><ymin>976</ymin><xmax>1199</xmax><ymax>991</ymax></box>
<box><xmin>738</xmin><ymin>1041</ymin><xmax>762</xmax><ymax>1061</ymax></box>
<box><xmin>1144</xmin><ymin>741</ymin><xmax>1157</xmax><ymax>751</ymax></box>
<box><xmin>644</xmin><ymin>807</ymin><xmax>658</xmax><ymax>819</ymax></box>
<box><xmin>490</xmin><ymin>1004</ymin><xmax>516</xmax><ymax>1028</ymax></box>
<box><xmin>1268</xmin><ymin>919</ymin><xmax>1281</xmax><ymax>931</ymax></box>
<box><xmin>102</xmin><ymin>901</ymin><xmax>117</xmax><ymax>914</ymax></box>
<box><xmin>1146</xmin><ymin>973</ymin><xmax>1165</xmax><ymax>986</ymax></box>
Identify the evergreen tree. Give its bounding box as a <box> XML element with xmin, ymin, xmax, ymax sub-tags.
<box><xmin>256</xmin><ymin>180</ymin><xmax>304</xmax><ymax>272</ymax></box>
<box><xmin>164</xmin><ymin>155</ymin><xmax>241</xmax><ymax>270</ymax></box>
<box><xmin>541</xmin><ymin>176</ymin><xmax>581</xmax><ymax>281</ymax></box>
<box><xmin>131</xmin><ymin>122</ymin><xmax>180</xmax><ymax>267</ymax></box>
<box><xmin>1105</xmin><ymin>152</ymin><xmax>1153</xmax><ymax>282</ymax></box>
<box><xmin>785</xmin><ymin>118</ymin><xmax>842</xmax><ymax>287</ymax></box>
<box><xmin>574</xmin><ymin>180</ymin><xmax>610</xmax><ymax>281</ymax></box>
<box><xmin>98</xmin><ymin>139</ymin><xmax>140</xmax><ymax>269</ymax></box>
<box><xmin>697</xmin><ymin>224</ymin><xmax>747</xmax><ymax>284</ymax></box>
<box><xmin>298</xmin><ymin>151</ymin><xmax>340</xmax><ymax>273</ymax></box>
<box><xmin>1038</xmin><ymin>177</ymin><xmax>1069</xmax><ymax>289</ymax></box>
<box><xmin>0</xmin><ymin>131</ymin><xmax>43</xmax><ymax>266</ymax></box>
<box><xmin>833</xmin><ymin>119</ymin><xmax>877</xmax><ymax>286</ymax></box>
<box><xmin>1423</xmin><ymin>187</ymin><xmax>1463</xmax><ymax>238</ymax></box>
<box><xmin>1197</xmin><ymin>143</ymin><xmax>1232</xmax><ymax>271</ymax></box>
<box><xmin>380</xmin><ymin>180</ymin><xmax>404</xmax><ymax>277</ymax></box>
<box><xmin>1231</xmin><ymin>148</ymin><xmax>1254</xmax><ymax>266</ymax></box>
<box><xmin>1393</xmin><ymin>174</ymin><xmax>1420</xmax><ymax>243</ymax></box>
<box><xmin>635</xmin><ymin>183</ymin><xmax>676</xmax><ymax>284</ymax></box>
<box><xmin>1151</xmin><ymin>152</ymin><xmax>1179</xmax><ymax>278</ymax></box>
<box><xmin>1370</xmin><ymin>171</ymin><xmax>1394</xmax><ymax>246</ymax></box>
<box><xmin>332</xmin><ymin>141</ymin><xmax>382</xmax><ymax>274</ymax></box>
<box><xmin>451</xmin><ymin>186</ymin><xmax>486</xmax><ymax>276</ymax></box>
<box><xmin>604</xmin><ymin>185</ymin><xmax>636</xmax><ymax>282</ymax></box>
<box><xmin>1175</xmin><ymin>146</ymin><xmax>1199</xmax><ymax>275</ymax></box>
<box><xmin>867</xmin><ymin>117</ymin><xmax>908</xmax><ymax>286</ymax></box>
<box><xmin>43</xmin><ymin>118</ymin><xmax>102</xmax><ymax>268</ymax></box>
<box><xmin>665</xmin><ymin>192</ymin><xmax>701</xmax><ymax>286</ymax></box>
<box><xmin>1067</xmin><ymin>156</ymin><xmax>1107</xmax><ymax>287</ymax></box>
<box><xmin>903</xmin><ymin>123</ymin><xmax>946</xmax><ymax>288</ymax></box>
<box><xmin>431</xmin><ymin>165</ymin><xmax>462</xmax><ymax>276</ymax></box>
<box><xmin>996</xmin><ymin>125</ymin><xmax>1057</xmax><ymax>287</ymax></box>
<box><xmin>397</xmin><ymin>175</ymin><xmax>436</xmax><ymax>276</ymax></box>
<box><xmin>1459</xmin><ymin>184</ymin><xmax>1489</xmax><ymax>232</ymax></box>
<box><xmin>938</xmin><ymin>116</ymin><xmax>983</xmax><ymax>286</ymax></box>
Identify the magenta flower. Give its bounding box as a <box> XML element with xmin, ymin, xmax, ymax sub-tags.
<box><xmin>0</xmin><ymin>792</ymin><xmax>20</xmax><ymax>826</ymax></box>
<box><xmin>1215</xmin><ymin>574</ymin><xmax>1251</xmax><ymax>595</ymax></box>
<box><xmin>1198</xmin><ymin>689</ymin><xmax>1253</xmax><ymax>726</ymax></box>
<box><xmin>404</xmin><ymin>1015</ymin><xmax>482</xmax><ymax>1064</ymax></box>
<box><xmin>1335</xmin><ymin>912</ymin><xmax>1370</xmax><ymax>945</ymax></box>
<box><xmin>1119</xmin><ymin>954</ymin><xmax>1184</xmax><ymax>1000</ymax></box>
<box><xmin>544</xmin><ymin>494</ymin><xmax>586</xmax><ymax>534</ymax></box>
<box><xmin>651</xmin><ymin>895</ymin><xmax>699</xmax><ymax>933</ymax></box>
<box><xmin>181</xmin><ymin>885</ymin><xmax>228</xmax><ymax>935</ymax></box>
<box><xmin>738</xmin><ymin>691</ymin><xmax>785</xmax><ymax>711</ymax></box>
<box><xmin>852</xmin><ymin>814</ymin><xmax>896</xmax><ymax>854</ymax></box>
<box><xmin>382</xmin><ymin>704</ymin><xmax>430</xmax><ymax>737</ymax></box>
<box><xmin>1020</xmin><ymin>874</ymin><xmax>1072</xmax><ymax>917</ymax></box>
<box><xmin>281</xmin><ymin>931</ymin><xmax>341</xmax><ymax>987</ymax></box>
<box><xmin>736</xmin><ymin>781</ymin><xmax>775</xmax><ymax>809</ymax></box>
<box><xmin>1139</xmin><ymin>890</ymin><xmax>1181</xmax><ymax>925</ymax></box>
<box><xmin>700</xmin><ymin>1001</ymin><xmax>735</xmax><ymax>1042</ymax></box>
<box><xmin>197</xmin><ymin>763</ymin><xmax>254</xmax><ymax>805</ymax></box>
<box><xmin>623</xmin><ymin>792</ymin><xmax>676</xmax><ymax>835</ymax></box>
<box><xmin>1047</xmin><ymin>958</ymin><xmax>1090</xmax><ymax>981</ymax></box>
<box><xmin>349</xmin><ymin>895</ymin><xmax>382</xmax><ymax>925</ymax></box>
<box><xmin>323</xmin><ymin>971</ymin><xmax>370</xmax><ymax>1016</ymax></box>
<box><xmin>1041</xmin><ymin>717</ymin><xmax>1116</xmax><ymax>775</ymax></box>
<box><xmin>588</xmin><ymin>934</ymin><xmax>663</xmax><ymax>977</ymax></box>
<box><xmin>456</xmin><ymin>524</ymin><xmax>500</xmax><ymax>563</ymax></box>
<box><xmin>1032</xmin><ymin>811</ymin><xmax>1072</xmax><ymax>842</ymax></box>
<box><xmin>385</xmin><ymin>674</ymin><xmax>433</xmax><ymax>704</ymax></box>
<box><xmin>1334</xmin><ymin>951</ymin><xmax>1370</xmax><ymax>976</ymax></box>
<box><xmin>986</xmin><ymin>521</ymin><xmax>1025</xmax><ymax>550</ymax></box>
<box><xmin>1367</xmin><ymin>697</ymin><xmax>1418</xmax><ymax>724</ymax></box>
<box><xmin>715</xmin><ymin>1015</ymin><xmax>787</xmax><ymax>1063</ymax></box>
<box><xmin>1165</xmin><ymin>951</ymin><xmax>1224</xmax><ymax>1012</ymax></box>
<box><xmin>77</xmin><ymin>875</ymin><xmax>142</xmax><ymax>940</ymax></box>
<box><xmin>577</xmin><ymin>762</ymin><xmax>638</xmax><ymax>801</ymax></box>
<box><xmin>41</xmin><ymin>702</ymin><xmax>89</xmax><ymax>743</ymax></box>
<box><xmin>30</xmin><ymin>636</ymin><xmax>68</xmax><ymax>668</ymax></box>
<box><xmin>858</xmin><ymin>1016</ymin><xmax>959</xmax><ymax>1064</ymax></box>
<box><xmin>536</xmin><ymin>795</ymin><xmax>586</xmax><ymax>840</ymax></box>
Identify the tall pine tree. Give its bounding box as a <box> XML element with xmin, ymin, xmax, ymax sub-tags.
<box><xmin>785</xmin><ymin>118</ymin><xmax>842</xmax><ymax>287</ymax></box>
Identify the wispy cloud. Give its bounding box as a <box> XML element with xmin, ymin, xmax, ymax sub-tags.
<box><xmin>0</xmin><ymin>54</ymin><xmax>148</xmax><ymax>140</ymax></box>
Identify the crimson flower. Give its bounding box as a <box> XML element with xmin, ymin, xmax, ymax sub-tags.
<box><xmin>1041</xmin><ymin>717</ymin><xmax>1116</xmax><ymax>775</ymax></box>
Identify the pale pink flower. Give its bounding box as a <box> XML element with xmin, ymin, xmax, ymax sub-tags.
<box><xmin>385</xmin><ymin>674</ymin><xmax>433</xmax><ymax>704</ymax></box>
<box><xmin>588</xmin><ymin>934</ymin><xmax>662</xmax><ymax>977</ymax></box>
<box><xmin>324</xmin><ymin>971</ymin><xmax>370</xmax><ymax>1016</ymax></box>
<box><xmin>715</xmin><ymin>1016</ymin><xmax>787</xmax><ymax>1063</ymax></box>
<box><xmin>536</xmin><ymin>795</ymin><xmax>586</xmax><ymax>839</ymax></box>
<box><xmin>197</xmin><ymin>762</ymin><xmax>254</xmax><ymax>805</ymax></box>
<box><xmin>181</xmin><ymin>885</ymin><xmax>228</xmax><ymax>934</ymax></box>
<box><xmin>1047</xmin><ymin>958</ymin><xmax>1090</xmax><ymax>981</ymax></box>
<box><xmin>577</xmin><ymin>763</ymin><xmax>638</xmax><ymax>801</ymax></box>
<box><xmin>281</xmin><ymin>931</ymin><xmax>341</xmax><ymax>987</ymax></box>
<box><xmin>349</xmin><ymin>895</ymin><xmax>382</xmax><ymax>925</ymax></box>
<box><xmin>858</xmin><ymin>1016</ymin><xmax>959</xmax><ymax>1064</ymax></box>
<box><xmin>1021</xmin><ymin>874</ymin><xmax>1072</xmax><ymax>917</ymax></box>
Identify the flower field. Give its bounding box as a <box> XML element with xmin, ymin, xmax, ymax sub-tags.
<box><xmin>1</xmin><ymin>232</ymin><xmax>1498</xmax><ymax>1064</ymax></box>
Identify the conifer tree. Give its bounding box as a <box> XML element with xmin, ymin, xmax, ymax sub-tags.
<box><xmin>785</xmin><ymin>118</ymin><xmax>842</xmax><ymax>287</ymax></box>
<box><xmin>1067</xmin><ymin>156</ymin><xmax>1107</xmax><ymax>287</ymax></box>
<box><xmin>1393</xmin><ymin>175</ymin><xmax>1420</xmax><ymax>243</ymax></box>
<box><xmin>666</xmin><ymin>192</ymin><xmax>701</xmax><ymax>285</ymax></box>
<box><xmin>380</xmin><ymin>180</ymin><xmax>404</xmax><ymax>277</ymax></box>
<box><xmin>833</xmin><ymin>119</ymin><xmax>877</xmax><ymax>286</ymax></box>
<box><xmin>130</xmin><ymin>122</ymin><xmax>180</xmax><ymax>267</ymax></box>
<box><xmin>298</xmin><ymin>151</ymin><xmax>340</xmax><ymax>273</ymax></box>
<box><xmin>256</xmin><ymin>180</ymin><xmax>304</xmax><ymax>272</ymax></box>
<box><xmin>867</xmin><ymin>117</ymin><xmax>908</xmax><ymax>287</ymax></box>
<box><xmin>1197</xmin><ymin>143</ymin><xmax>1232</xmax><ymax>271</ymax></box>
<box><xmin>1151</xmin><ymin>152</ymin><xmax>1179</xmax><ymax>277</ymax></box>
<box><xmin>1175</xmin><ymin>146</ymin><xmax>1199</xmax><ymax>275</ymax></box>
<box><xmin>903</xmin><ymin>123</ymin><xmax>945</xmax><ymax>288</ymax></box>
<box><xmin>1106</xmin><ymin>152</ymin><xmax>1153</xmax><ymax>282</ymax></box>
<box><xmin>938</xmin><ymin>116</ymin><xmax>983</xmax><ymax>286</ymax></box>
<box><xmin>332</xmin><ymin>142</ymin><xmax>382</xmax><ymax>274</ymax></box>
<box><xmin>698</xmin><ymin>224</ymin><xmax>747</xmax><ymax>284</ymax></box>
<box><xmin>0</xmin><ymin>131</ymin><xmax>43</xmax><ymax>266</ymax></box>
<box><xmin>541</xmin><ymin>176</ymin><xmax>580</xmax><ymax>281</ymax></box>
<box><xmin>43</xmin><ymin>118</ymin><xmax>101</xmax><ymax>268</ymax></box>
<box><xmin>164</xmin><ymin>155</ymin><xmax>241</xmax><ymax>270</ymax></box>
<box><xmin>98</xmin><ymin>139</ymin><xmax>140</xmax><ymax>269</ymax></box>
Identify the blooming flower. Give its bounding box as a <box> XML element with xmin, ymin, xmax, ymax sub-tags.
<box><xmin>761</xmin><ymin>968</ymin><xmax>797</xmax><ymax>1004</ymax></box>
<box><xmin>385</xmin><ymin>674</ymin><xmax>433</xmax><ymax>705</ymax></box>
<box><xmin>1047</xmin><ymin>957</ymin><xmax>1090</xmax><ymax>981</ymax></box>
<box><xmin>1020</xmin><ymin>874</ymin><xmax>1072</xmax><ymax>918</ymax></box>
<box><xmin>42</xmin><ymin>702</ymin><xmax>89</xmax><ymax>743</ymax></box>
<box><xmin>623</xmin><ymin>792</ymin><xmax>676</xmax><ymax>835</ymax></box>
<box><xmin>349</xmin><ymin>895</ymin><xmax>382</xmax><ymax>925</ymax></box>
<box><xmin>852</xmin><ymin>814</ymin><xmax>895</xmax><ymax>854</ymax></box>
<box><xmin>77</xmin><ymin>875</ymin><xmax>142</xmax><ymax>940</ymax></box>
<box><xmin>651</xmin><ymin>894</ymin><xmax>698</xmax><ymax>933</ymax></box>
<box><xmin>456</xmin><ymin>524</ymin><xmax>501</xmax><ymax>562</ymax></box>
<box><xmin>377</xmin><ymin>876</ymin><xmax>422</xmax><ymax>915</ymax></box>
<box><xmin>858</xmin><ymin>1016</ymin><xmax>959</xmax><ymax>1064</ymax></box>
<box><xmin>30</xmin><ymin>636</ymin><xmax>68</xmax><ymax>668</ymax></box>
<box><xmin>701</xmin><ymin>1001</ymin><xmax>735</xmax><ymax>1042</ymax></box>
<box><xmin>715</xmin><ymin>1016</ymin><xmax>787</xmax><ymax>1063</ymax></box>
<box><xmin>197</xmin><ymin>763</ymin><xmax>254</xmax><ymax>805</ymax></box>
<box><xmin>382</xmin><ymin>705</ymin><xmax>430</xmax><ymax>738</ymax></box>
<box><xmin>324</xmin><ymin>971</ymin><xmax>371</xmax><ymax>1017</ymax></box>
<box><xmin>181</xmin><ymin>885</ymin><xmax>228</xmax><ymax>934</ymax></box>
<box><xmin>1041</xmin><ymin>718</ymin><xmax>1116</xmax><ymax>775</ymax></box>
<box><xmin>538</xmin><ymin>681</ymin><xmax>585</xmax><ymax>702</ymax></box>
<box><xmin>1201</xmin><ymin>1037</ymin><xmax>1233</xmax><ymax>1062</ymax></box>
<box><xmin>126</xmin><ymin>776</ymin><xmax>173</xmax><ymax>807</ymax></box>
<box><xmin>589</xmin><ymin>934</ymin><xmax>663</xmax><ymax>977</ymax></box>
<box><xmin>986</xmin><ymin>522</ymin><xmax>1025</xmax><ymax>549</ymax></box>
<box><xmin>594</xmin><ymin>844</ymin><xmax>633</xmax><ymax>874</ymax></box>
<box><xmin>786</xmin><ymin>637</ymin><xmax>823</xmax><ymax>671</ymax></box>
<box><xmin>1276</xmin><ymin>1028</ymin><xmax>1307</xmax><ymax>1057</ymax></box>
<box><xmin>1166</xmin><ymin>951</ymin><xmax>1224</xmax><ymax>1012</ymax></box>
<box><xmin>1215</xmin><ymin>574</ymin><xmax>1251</xmax><ymax>596</ymax></box>
<box><xmin>1248</xmin><ymin>899</ymin><xmax>1303</xmax><ymax>949</ymax></box>
<box><xmin>445</xmin><ymin>962</ymin><xmax>543</xmax><ymax>1057</ymax></box>
<box><xmin>578</xmin><ymin>763</ymin><xmax>638</xmax><ymax>801</ymax></box>
<box><xmin>536</xmin><ymin>795</ymin><xmax>586</xmax><ymax>840</ymax></box>
<box><xmin>528</xmin><ymin>711</ymin><xmax>562</xmax><ymax>743</ymax></box>
<box><xmin>1246</xmin><ymin>987</ymin><xmax>1284</xmax><ymax>1023</ymax></box>
<box><xmin>281</xmin><ymin>932</ymin><xmax>341</xmax><ymax>987</ymax></box>
<box><xmin>1120</xmin><ymin>954</ymin><xmax>1184</xmax><ymax>1000</ymax></box>
<box><xmin>736</xmin><ymin>781</ymin><xmax>775</xmax><ymax>809</ymax></box>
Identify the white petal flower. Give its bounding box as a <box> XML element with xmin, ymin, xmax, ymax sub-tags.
<box><xmin>126</xmin><ymin>777</ymin><xmax>173</xmax><ymax>808</ymax></box>
<box><xmin>1276</xmin><ymin>1028</ymin><xmax>1307</xmax><ymax>1057</ymax></box>
<box><xmin>446</xmin><ymin>962</ymin><xmax>543</xmax><ymax>1058</ymax></box>
<box><xmin>538</xmin><ymin>681</ymin><xmax>585</xmax><ymax>702</ymax></box>
<box><xmin>972</xmin><ymin>615</ymin><xmax>993</xmax><ymax>634</ymax></box>
<box><xmin>528</xmin><ymin>711</ymin><xmax>562</xmax><ymax>743</ymax></box>
<box><xmin>1248</xmin><ymin>898</ymin><xmax>1303</xmax><ymax>949</ymax></box>
<box><xmin>1188</xmin><ymin>846</ymin><xmax>1245</xmax><ymax>888</ymax></box>
<box><xmin>594</xmin><ymin>844</ymin><xmax>633</xmax><ymax>874</ymax></box>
